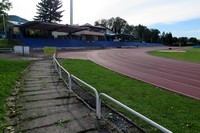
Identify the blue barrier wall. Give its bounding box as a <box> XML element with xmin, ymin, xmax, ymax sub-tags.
<box><xmin>20</xmin><ymin>38</ymin><xmax>165</xmax><ymax>48</ymax></box>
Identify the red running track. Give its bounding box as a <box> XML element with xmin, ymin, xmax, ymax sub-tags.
<box><xmin>87</xmin><ymin>48</ymin><xmax>200</xmax><ymax>100</ymax></box>
<box><xmin>58</xmin><ymin>47</ymin><xmax>200</xmax><ymax>100</ymax></box>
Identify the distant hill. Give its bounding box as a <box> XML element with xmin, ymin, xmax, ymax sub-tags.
<box><xmin>7</xmin><ymin>15</ymin><xmax>28</xmax><ymax>26</ymax></box>
<box><xmin>8</xmin><ymin>15</ymin><xmax>28</xmax><ymax>23</ymax></box>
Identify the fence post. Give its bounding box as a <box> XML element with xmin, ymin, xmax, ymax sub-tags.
<box><xmin>98</xmin><ymin>97</ymin><xmax>102</xmax><ymax>119</ymax></box>
<box><xmin>71</xmin><ymin>75</ymin><xmax>100</xmax><ymax>119</ymax></box>
<box><xmin>68</xmin><ymin>74</ymin><xmax>72</xmax><ymax>93</ymax></box>
<box><xmin>59</xmin><ymin>64</ymin><xmax>62</xmax><ymax>79</ymax></box>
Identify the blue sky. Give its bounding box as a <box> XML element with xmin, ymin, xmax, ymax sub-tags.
<box><xmin>8</xmin><ymin>0</ymin><xmax>200</xmax><ymax>39</ymax></box>
<box><xmin>149</xmin><ymin>18</ymin><xmax>200</xmax><ymax>39</ymax></box>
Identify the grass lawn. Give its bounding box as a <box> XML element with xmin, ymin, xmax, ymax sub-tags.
<box><xmin>0</xmin><ymin>39</ymin><xmax>14</xmax><ymax>48</ymax></box>
<box><xmin>0</xmin><ymin>59</ymin><xmax>30</xmax><ymax>131</ymax></box>
<box><xmin>61</xmin><ymin>59</ymin><xmax>200</xmax><ymax>133</ymax></box>
<box><xmin>148</xmin><ymin>48</ymin><xmax>200</xmax><ymax>63</ymax></box>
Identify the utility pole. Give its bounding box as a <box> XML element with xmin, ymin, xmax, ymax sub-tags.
<box><xmin>70</xmin><ymin>0</ymin><xmax>73</xmax><ymax>25</ymax></box>
<box><xmin>3</xmin><ymin>14</ymin><xmax>6</xmax><ymax>38</ymax></box>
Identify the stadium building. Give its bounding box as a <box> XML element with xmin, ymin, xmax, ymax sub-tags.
<box><xmin>6</xmin><ymin>15</ymin><xmax>164</xmax><ymax>49</ymax></box>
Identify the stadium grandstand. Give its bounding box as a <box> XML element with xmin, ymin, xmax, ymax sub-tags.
<box><xmin>193</xmin><ymin>45</ymin><xmax>200</xmax><ymax>48</ymax></box>
<box><xmin>7</xmin><ymin>17</ymin><xmax>165</xmax><ymax>49</ymax></box>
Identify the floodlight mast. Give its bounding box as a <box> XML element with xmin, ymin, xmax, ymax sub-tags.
<box><xmin>70</xmin><ymin>0</ymin><xmax>73</xmax><ymax>25</ymax></box>
<box><xmin>3</xmin><ymin>14</ymin><xmax>6</xmax><ymax>37</ymax></box>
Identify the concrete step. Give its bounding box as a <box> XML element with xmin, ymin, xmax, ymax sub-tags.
<box><xmin>11</xmin><ymin>60</ymin><xmax>119</xmax><ymax>133</ymax></box>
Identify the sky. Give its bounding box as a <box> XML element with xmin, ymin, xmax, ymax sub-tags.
<box><xmin>7</xmin><ymin>0</ymin><xmax>200</xmax><ymax>39</ymax></box>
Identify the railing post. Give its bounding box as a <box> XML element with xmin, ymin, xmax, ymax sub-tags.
<box><xmin>96</xmin><ymin>96</ymin><xmax>101</xmax><ymax>119</ymax></box>
<box><xmin>98</xmin><ymin>97</ymin><xmax>102</xmax><ymax>119</ymax></box>
<box><xmin>59</xmin><ymin>64</ymin><xmax>62</xmax><ymax>79</ymax></box>
<box><xmin>53</xmin><ymin>54</ymin><xmax>73</xmax><ymax>93</ymax></box>
<box><xmin>68</xmin><ymin>74</ymin><xmax>72</xmax><ymax>93</ymax></box>
<box><xmin>71</xmin><ymin>75</ymin><xmax>100</xmax><ymax>119</ymax></box>
<box><xmin>55</xmin><ymin>61</ymin><xmax>58</xmax><ymax>71</ymax></box>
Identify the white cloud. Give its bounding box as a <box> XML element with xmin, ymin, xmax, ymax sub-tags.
<box><xmin>7</xmin><ymin>0</ymin><xmax>200</xmax><ymax>26</ymax></box>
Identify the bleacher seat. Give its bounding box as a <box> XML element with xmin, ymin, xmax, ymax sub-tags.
<box><xmin>193</xmin><ymin>45</ymin><xmax>200</xmax><ymax>48</ymax></box>
<box><xmin>20</xmin><ymin>38</ymin><xmax>165</xmax><ymax>48</ymax></box>
<box><xmin>20</xmin><ymin>38</ymin><xmax>87</xmax><ymax>48</ymax></box>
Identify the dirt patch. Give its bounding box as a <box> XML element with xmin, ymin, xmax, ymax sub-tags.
<box><xmin>158</xmin><ymin>50</ymin><xmax>186</xmax><ymax>52</ymax></box>
<box><xmin>157</xmin><ymin>47</ymin><xmax>192</xmax><ymax>53</ymax></box>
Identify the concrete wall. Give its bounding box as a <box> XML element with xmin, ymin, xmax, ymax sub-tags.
<box><xmin>14</xmin><ymin>46</ymin><xmax>29</xmax><ymax>54</ymax></box>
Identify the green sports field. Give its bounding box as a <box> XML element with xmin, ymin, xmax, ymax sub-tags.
<box><xmin>148</xmin><ymin>48</ymin><xmax>200</xmax><ymax>63</ymax></box>
<box><xmin>61</xmin><ymin>59</ymin><xmax>200</xmax><ymax>133</ymax></box>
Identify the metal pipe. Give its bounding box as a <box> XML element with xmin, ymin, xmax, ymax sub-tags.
<box><xmin>52</xmin><ymin>54</ymin><xmax>171</xmax><ymax>132</ymax></box>
<box><xmin>3</xmin><ymin>14</ymin><xmax>6</xmax><ymax>38</ymax></box>
<box><xmin>99</xmin><ymin>93</ymin><xmax>172</xmax><ymax>133</ymax></box>
<box><xmin>70</xmin><ymin>0</ymin><xmax>73</xmax><ymax>25</ymax></box>
<box><xmin>71</xmin><ymin>75</ymin><xmax>100</xmax><ymax>119</ymax></box>
<box><xmin>53</xmin><ymin>54</ymin><xmax>72</xmax><ymax>92</ymax></box>
<box><xmin>60</xmin><ymin>65</ymin><xmax>72</xmax><ymax>92</ymax></box>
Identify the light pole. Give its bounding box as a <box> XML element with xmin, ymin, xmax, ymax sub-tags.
<box><xmin>3</xmin><ymin>14</ymin><xmax>6</xmax><ymax>38</ymax></box>
<box><xmin>70</xmin><ymin>0</ymin><xmax>73</xmax><ymax>25</ymax></box>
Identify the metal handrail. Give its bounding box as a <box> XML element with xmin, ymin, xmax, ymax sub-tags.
<box><xmin>71</xmin><ymin>75</ymin><xmax>101</xmax><ymax>119</ymax></box>
<box><xmin>60</xmin><ymin>65</ymin><xmax>72</xmax><ymax>92</ymax></box>
<box><xmin>53</xmin><ymin>54</ymin><xmax>72</xmax><ymax>92</ymax></box>
<box><xmin>99</xmin><ymin>93</ymin><xmax>172</xmax><ymax>133</ymax></box>
<box><xmin>52</xmin><ymin>54</ymin><xmax>172</xmax><ymax>132</ymax></box>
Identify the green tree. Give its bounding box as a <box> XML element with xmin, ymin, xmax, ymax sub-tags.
<box><xmin>124</xmin><ymin>24</ymin><xmax>135</xmax><ymax>35</ymax></box>
<box><xmin>94</xmin><ymin>19</ymin><xmax>108</xmax><ymax>27</ymax></box>
<box><xmin>178</xmin><ymin>37</ymin><xmax>188</xmax><ymax>46</ymax></box>
<box><xmin>150</xmin><ymin>29</ymin><xmax>160</xmax><ymax>43</ymax></box>
<box><xmin>94</xmin><ymin>17</ymin><xmax>198</xmax><ymax>44</ymax></box>
<box><xmin>189</xmin><ymin>37</ymin><xmax>198</xmax><ymax>45</ymax></box>
<box><xmin>165</xmin><ymin>32</ymin><xmax>173</xmax><ymax>45</ymax></box>
<box><xmin>0</xmin><ymin>0</ymin><xmax>12</xmax><ymax>31</ymax></box>
<box><xmin>95</xmin><ymin>17</ymin><xmax>128</xmax><ymax>34</ymax></box>
<box><xmin>0</xmin><ymin>0</ymin><xmax>12</xmax><ymax>15</ymax></box>
<box><xmin>111</xmin><ymin>17</ymin><xmax>128</xmax><ymax>34</ymax></box>
<box><xmin>134</xmin><ymin>24</ymin><xmax>148</xmax><ymax>42</ymax></box>
<box><xmin>34</xmin><ymin>0</ymin><xmax>64</xmax><ymax>23</ymax></box>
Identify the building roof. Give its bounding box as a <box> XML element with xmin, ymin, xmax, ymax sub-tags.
<box><xmin>8</xmin><ymin>15</ymin><xmax>28</xmax><ymax>27</ymax></box>
<box><xmin>110</xmin><ymin>34</ymin><xmax>135</xmax><ymax>38</ymax></box>
<box><xmin>8</xmin><ymin>15</ymin><xmax>28</xmax><ymax>23</ymax></box>
<box><xmin>80</xmin><ymin>23</ymin><xmax>107</xmax><ymax>30</ymax></box>
<box><xmin>19</xmin><ymin>21</ymin><xmax>87</xmax><ymax>33</ymax></box>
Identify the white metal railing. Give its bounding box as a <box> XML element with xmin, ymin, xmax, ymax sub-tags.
<box><xmin>53</xmin><ymin>54</ymin><xmax>72</xmax><ymax>92</ymax></box>
<box><xmin>71</xmin><ymin>74</ymin><xmax>101</xmax><ymax>119</ymax></box>
<box><xmin>99</xmin><ymin>93</ymin><xmax>172</xmax><ymax>133</ymax></box>
<box><xmin>60</xmin><ymin>65</ymin><xmax>72</xmax><ymax>93</ymax></box>
<box><xmin>52</xmin><ymin>54</ymin><xmax>172</xmax><ymax>133</ymax></box>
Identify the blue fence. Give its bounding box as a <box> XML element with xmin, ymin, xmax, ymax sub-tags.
<box><xmin>20</xmin><ymin>38</ymin><xmax>165</xmax><ymax>48</ymax></box>
<box><xmin>20</xmin><ymin>38</ymin><xmax>86</xmax><ymax>48</ymax></box>
<box><xmin>193</xmin><ymin>45</ymin><xmax>200</xmax><ymax>48</ymax></box>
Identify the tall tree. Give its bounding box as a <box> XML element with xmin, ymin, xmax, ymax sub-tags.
<box><xmin>94</xmin><ymin>17</ymin><xmax>199</xmax><ymax>44</ymax></box>
<box><xmin>178</xmin><ymin>37</ymin><xmax>188</xmax><ymax>46</ymax></box>
<box><xmin>111</xmin><ymin>17</ymin><xmax>128</xmax><ymax>34</ymax></box>
<box><xmin>189</xmin><ymin>37</ymin><xmax>198</xmax><ymax>44</ymax></box>
<box><xmin>165</xmin><ymin>32</ymin><xmax>173</xmax><ymax>45</ymax></box>
<box><xmin>134</xmin><ymin>24</ymin><xmax>148</xmax><ymax>42</ymax></box>
<box><xmin>0</xmin><ymin>0</ymin><xmax>12</xmax><ymax>31</ymax></box>
<box><xmin>150</xmin><ymin>29</ymin><xmax>160</xmax><ymax>43</ymax></box>
<box><xmin>0</xmin><ymin>0</ymin><xmax>12</xmax><ymax>15</ymax></box>
<box><xmin>34</xmin><ymin>0</ymin><xmax>64</xmax><ymax>23</ymax></box>
<box><xmin>94</xmin><ymin>17</ymin><xmax>128</xmax><ymax>34</ymax></box>
<box><xmin>94</xmin><ymin>19</ymin><xmax>108</xmax><ymax>27</ymax></box>
<box><xmin>124</xmin><ymin>24</ymin><xmax>135</xmax><ymax>35</ymax></box>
